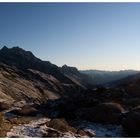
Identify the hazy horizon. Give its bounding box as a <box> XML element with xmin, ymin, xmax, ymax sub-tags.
<box><xmin>1</xmin><ymin>3</ymin><xmax>140</xmax><ymax>71</ymax></box>
<box><xmin>1</xmin><ymin>46</ymin><xmax>140</xmax><ymax>71</ymax></box>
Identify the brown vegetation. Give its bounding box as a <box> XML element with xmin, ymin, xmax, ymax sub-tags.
<box><xmin>48</xmin><ymin>118</ymin><xmax>76</xmax><ymax>133</ymax></box>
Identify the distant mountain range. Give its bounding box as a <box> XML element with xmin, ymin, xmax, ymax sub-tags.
<box><xmin>80</xmin><ymin>69</ymin><xmax>139</xmax><ymax>86</ymax></box>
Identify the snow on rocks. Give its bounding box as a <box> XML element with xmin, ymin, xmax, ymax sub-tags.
<box><xmin>74</xmin><ymin>120</ymin><xmax>124</xmax><ymax>137</ymax></box>
<box><xmin>6</xmin><ymin>118</ymin><xmax>89</xmax><ymax>138</ymax></box>
<box><xmin>7</xmin><ymin>118</ymin><xmax>50</xmax><ymax>137</ymax></box>
<box><xmin>6</xmin><ymin>116</ymin><xmax>124</xmax><ymax>138</ymax></box>
<box><xmin>84</xmin><ymin>123</ymin><xmax>123</xmax><ymax>137</ymax></box>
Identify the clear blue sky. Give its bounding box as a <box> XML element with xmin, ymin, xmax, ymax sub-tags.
<box><xmin>0</xmin><ymin>3</ymin><xmax>140</xmax><ymax>70</ymax></box>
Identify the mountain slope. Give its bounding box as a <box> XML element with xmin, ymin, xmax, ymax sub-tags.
<box><xmin>0</xmin><ymin>46</ymin><xmax>83</xmax><ymax>103</ymax></box>
<box><xmin>0</xmin><ymin>46</ymin><xmax>73</xmax><ymax>84</ymax></box>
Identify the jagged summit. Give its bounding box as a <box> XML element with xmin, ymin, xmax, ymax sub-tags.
<box><xmin>61</xmin><ymin>64</ymin><xmax>94</xmax><ymax>89</ymax></box>
<box><xmin>0</xmin><ymin>46</ymin><xmax>40</xmax><ymax>69</ymax></box>
<box><xmin>61</xmin><ymin>64</ymin><xmax>79</xmax><ymax>75</ymax></box>
<box><xmin>1</xmin><ymin>46</ymin><xmax>8</xmax><ymax>50</ymax></box>
<box><xmin>62</xmin><ymin>64</ymin><xmax>67</xmax><ymax>67</ymax></box>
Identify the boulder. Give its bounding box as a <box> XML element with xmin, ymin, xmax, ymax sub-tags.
<box><xmin>48</xmin><ymin>118</ymin><xmax>90</xmax><ymax>137</ymax></box>
<box><xmin>9</xmin><ymin>105</ymin><xmax>38</xmax><ymax>116</ymax></box>
<box><xmin>121</xmin><ymin>107</ymin><xmax>140</xmax><ymax>137</ymax></box>
<box><xmin>48</xmin><ymin>118</ymin><xmax>76</xmax><ymax>133</ymax></box>
<box><xmin>0</xmin><ymin>102</ymin><xmax>10</xmax><ymax>111</ymax></box>
<box><xmin>76</xmin><ymin>102</ymin><xmax>125</xmax><ymax>124</ymax></box>
<box><xmin>123</xmin><ymin>98</ymin><xmax>140</xmax><ymax>109</ymax></box>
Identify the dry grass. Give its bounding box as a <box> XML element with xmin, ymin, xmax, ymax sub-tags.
<box><xmin>48</xmin><ymin>118</ymin><xmax>76</xmax><ymax>133</ymax></box>
<box><xmin>0</xmin><ymin>112</ymin><xmax>32</xmax><ymax>137</ymax></box>
<box><xmin>0</xmin><ymin>112</ymin><xmax>12</xmax><ymax>137</ymax></box>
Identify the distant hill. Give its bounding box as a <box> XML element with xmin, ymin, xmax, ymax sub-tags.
<box><xmin>80</xmin><ymin>69</ymin><xmax>139</xmax><ymax>86</ymax></box>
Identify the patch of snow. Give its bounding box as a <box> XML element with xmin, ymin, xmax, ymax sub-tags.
<box><xmin>7</xmin><ymin>118</ymin><xmax>50</xmax><ymax>137</ymax></box>
<box><xmin>74</xmin><ymin>120</ymin><xmax>124</xmax><ymax>137</ymax></box>
<box><xmin>62</xmin><ymin>132</ymin><xmax>75</xmax><ymax>138</ymax></box>
<box><xmin>6</xmin><ymin>117</ymin><xmax>89</xmax><ymax>138</ymax></box>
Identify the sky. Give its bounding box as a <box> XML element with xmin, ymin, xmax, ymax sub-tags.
<box><xmin>0</xmin><ymin>3</ymin><xmax>140</xmax><ymax>70</ymax></box>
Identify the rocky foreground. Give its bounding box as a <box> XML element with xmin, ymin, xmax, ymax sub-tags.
<box><xmin>7</xmin><ymin>118</ymin><xmax>88</xmax><ymax>138</ymax></box>
<box><xmin>0</xmin><ymin>102</ymin><xmax>123</xmax><ymax>138</ymax></box>
<box><xmin>0</xmin><ymin>98</ymin><xmax>125</xmax><ymax>138</ymax></box>
<box><xmin>0</xmin><ymin>90</ymin><xmax>139</xmax><ymax>138</ymax></box>
<box><xmin>0</xmin><ymin>94</ymin><xmax>138</xmax><ymax>138</ymax></box>
<box><xmin>6</xmin><ymin>117</ymin><xmax>123</xmax><ymax>138</ymax></box>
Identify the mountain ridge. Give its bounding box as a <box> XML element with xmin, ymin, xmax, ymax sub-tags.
<box><xmin>0</xmin><ymin>46</ymin><xmax>74</xmax><ymax>84</ymax></box>
<box><xmin>81</xmin><ymin>69</ymin><xmax>139</xmax><ymax>85</ymax></box>
<box><xmin>0</xmin><ymin>46</ymin><xmax>86</xmax><ymax>103</ymax></box>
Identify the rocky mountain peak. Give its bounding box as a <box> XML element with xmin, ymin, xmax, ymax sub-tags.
<box><xmin>0</xmin><ymin>46</ymin><xmax>35</xmax><ymax>60</ymax></box>
<box><xmin>61</xmin><ymin>64</ymin><xmax>79</xmax><ymax>75</ymax></box>
<box><xmin>1</xmin><ymin>46</ymin><xmax>8</xmax><ymax>51</ymax></box>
